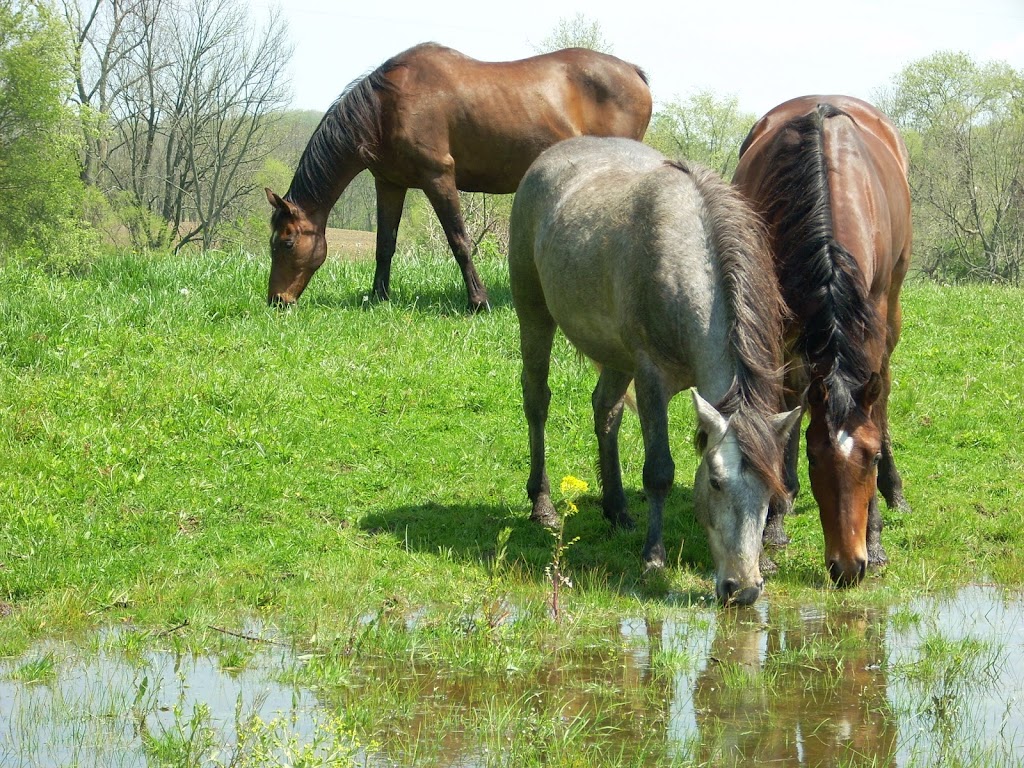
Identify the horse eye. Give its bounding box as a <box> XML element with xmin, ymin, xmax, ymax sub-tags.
<box><xmin>872</xmin><ymin>453</ymin><xmax>882</xmax><ymax>467</ymax></box>
<box><xmin>282</xmin><ymin>238</ymin><xmax>295</xmax><ymax>249</ymax></box>
<box><xmin>709</xmin><ymin>476</ymin><xmax>722</xmax><ymax>492</ymax></box>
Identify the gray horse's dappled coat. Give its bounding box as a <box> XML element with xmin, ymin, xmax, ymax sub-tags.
<box><xmin>508</xmin><ymin>136</ymin><xmax>800</xmax><ymax>606</ymax></box>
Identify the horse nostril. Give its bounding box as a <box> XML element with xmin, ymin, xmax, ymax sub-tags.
<box><xmin>269</xmin><ymin>294</ymin><xmax>294</xmax><ymax>308</ymax></box>
<box><xmin>719</xmin><ymin>579</ymin><xmax>739</xmax><ymax>603</ymax></box>
<box><xmin>828</xmin><ymin>558</ymin><xmax>867</xmax><ymax>587</ymax></box>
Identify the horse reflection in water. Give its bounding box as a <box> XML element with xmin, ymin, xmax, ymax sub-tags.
<box><xmin>509</xmin><ymin>137</ymin><xmax>800</xmax><ymax>605</ymax></box>
<box><xmin>693</xmin><ymin>607</ymin><xmax>897</xmax><ymax>766</ymax></box>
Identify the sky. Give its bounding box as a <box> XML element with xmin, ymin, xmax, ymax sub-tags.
<box><xmin>246</xmin><ymin>0</ymin><xmax>1024</xmax><ymax>117</ymax></box>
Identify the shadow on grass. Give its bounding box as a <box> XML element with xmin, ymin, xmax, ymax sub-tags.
<box><xmin>360</xmin><ymin>488</ymin><xmax>717</xmax><ymax>599</ymax></box>
<box><xmin>297</xmin><ymin>282</ymin><xmax>514</xmax><ymax>316</ymax></box>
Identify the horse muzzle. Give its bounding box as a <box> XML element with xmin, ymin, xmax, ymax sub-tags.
<box><xmin>828</xmin><ymin>557</ymin><xmax>867</xmax><ymax>587</ymax></box>
<box><xmin>717</xmin><ymin>577</ymin><xmax>764</xmax><ymax>607</ymax></box>
<box><xmin>268</xmin><ymin>293</ymin><xmax>296</xmax><ymax>308</ymax></box>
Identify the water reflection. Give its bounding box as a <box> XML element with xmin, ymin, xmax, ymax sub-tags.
<box><xmin>690</xmin><ymin>605</ymin><xmax>896</xmax><ymax>766</ymax></box>
<box><xmin>2</xmin><ymin>589</ymin><xmax>1022</xmax><ymax>766</ymax></box>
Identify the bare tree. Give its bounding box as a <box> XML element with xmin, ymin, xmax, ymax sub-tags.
<box><xmin>66</xmin><ymin>0</ymin><xmax>292</xmax><ymax>250</ymax></box>
<box><xmin>877</xmin><ymin>52</ymin><xmax>1024</xmax><ymax>283</ymax></box>
<box><xmin>62</xmin><ymin>0</ymin><xmax>158</xmax><ymax>184</ymax></box>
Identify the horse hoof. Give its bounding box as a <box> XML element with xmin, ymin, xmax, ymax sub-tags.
<box><xmin>762</xmin><ymin>523</ymin><xmax>790</xmax><ymax>549</ymax></box>
<box><xmin>605</xmin><ymin>509</ymin><xmax>635</xmax><ymax>530</ymax></box>
<box><xmin>643</xmin><ymin>545</ymin><xmax>667</xmax><ymax>571</ymax></box>
<box><xmin>891</xmin><ymin>496</ymin><xmax>911</xmax><ymax>513</ymax></box>
<box><xmin>760</xmin><ymin>552</ymin><xmax>779</xmax><ymax>577</ymax></box>
<box><xmin>868</xmin><ymin>545</ymin><xmax>889</xmax><ymax>568</ymax></box>
<box><xmin>530</xmin><ymin>501</ymin><xmax>559</xmax><ymax>528</ymax></box>
<box><xmin>469</xmin><ymin>298</ymin><xmax>491</xmax><ymax>314</ymax></box>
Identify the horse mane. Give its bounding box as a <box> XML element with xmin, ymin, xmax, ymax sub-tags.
<box><xmin>670</xmin><ymin>160</ymin><xmax>788</xmax><ymax>497</ymax></box>
<box><xmin>753</xmin><ymin>104</ymin><xmax>882</xmax><ymax>429</ymax></box>
<box><xmin>286</xmin><ymin>56</ymin><xmax>402</xmax><ymax>207</ymax></box>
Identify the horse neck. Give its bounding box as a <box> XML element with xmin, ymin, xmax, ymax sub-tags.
<box><xmin>286</xmin><ymin>151</ymin><xmax>366</xmax><ymax>230</ymax></box>
<box><xmin>694</xmin><ymin>323</ymin><xmax>742</xmax><ymax>409</ymax></box>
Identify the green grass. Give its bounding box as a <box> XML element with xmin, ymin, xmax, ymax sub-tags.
<box><xmin>1</xmin><ymin>247</ymin><xmax>1023</xmax><ymax>765</ymax></box>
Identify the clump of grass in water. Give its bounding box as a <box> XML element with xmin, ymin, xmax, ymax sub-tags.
<box><xmin>547</xmin><ymin>476</ymin><xmax>586</xmax><ymax>621</ymax></box>
<box><xmin>10</xmin><ymin>652</ymin><xmax>57</xmax><ymax>684</ymax></box>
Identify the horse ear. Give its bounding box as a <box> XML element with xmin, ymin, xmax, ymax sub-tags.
<box><xmin>807</xmin><ymin>377</ymin><xmax>828</xmax><ymax>408</ymax></box>
<box><xmin>858</xmin><ymin>372</ymin><xmax>883</xmax><ymax>410</ymax></box>
<box><xmin>691</xmin><ymin>390</ymin><xmax>728</xmax><ymax>445</ymax></box>
<box><xmin>265</xmin><ymin>188</ymin><xmax>294</xmax><ymax>216</ymax></box>
<box><xmin>771</xmin><ymin>406</ymin><xmax>803</xmax><ymax>440</ymax></box>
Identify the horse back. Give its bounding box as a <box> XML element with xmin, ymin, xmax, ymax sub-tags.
<box><xmin>373</xmin><ymin>45</ymin><xmax>652</xmax><ymax>191</ymax></box>
<box><xmin>510</xmin><ymin>137</ymin><xmax>735</xmax><ymax>386</ymax></box>
<box><xmin>735</xmin><ymin>95</ymin><xmax>911</xmax><ymax>297</ymax></box>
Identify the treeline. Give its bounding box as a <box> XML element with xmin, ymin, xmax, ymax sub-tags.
<box><xmin>1</xmin><ymin>1</ymin><xmax>1022</xmax><ymax>284</ymax></box>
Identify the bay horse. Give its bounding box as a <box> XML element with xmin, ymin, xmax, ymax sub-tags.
<box><xmin>732</xmin><ymin>95</ymin><xmax>912</xmax><ymax>586</ymax></box>
<box><xmin>265</xmin><ymin>43</ymin><xmax>652</xmax><ymax>311</ymax></box>
<box><xmin>509</xmin><ymin>137</ymin><xmax>801</xmax><ymax>606</ymax></box>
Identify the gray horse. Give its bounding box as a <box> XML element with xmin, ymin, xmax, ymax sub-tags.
<box><xmin>508</xmin><ymin>137</ymin><xmax>800</xmax><ymax>606</ymax></box>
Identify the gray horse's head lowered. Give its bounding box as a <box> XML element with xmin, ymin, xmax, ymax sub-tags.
<box><xmin>692</xmin><ymin>391</ymin><xmax>802</xmax><ymax>606</ymax></box>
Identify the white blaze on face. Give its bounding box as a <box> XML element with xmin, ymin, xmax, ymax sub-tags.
<box><xmin>836</xmin><ymin>429</ymin><xmax>855</xmax><ymax>460</ymax></box>
<box><xmin>705</xmin><ymin>433</ymin><xmax>765</xmax><ymax>584</ymax></box>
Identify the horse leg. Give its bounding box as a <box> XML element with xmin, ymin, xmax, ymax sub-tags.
<box><xmin>632</xmin><ymin>363</ymin><xmax>674</xmax><ymax>570</ymax></box>
<box><xmin>867</xmin><ymin>495</ymin><xmax>888</xmax><ymax>567</ymax></box>
<box><xmin>592</xmin><ymin>367</ymin><xmax>635</xmax><ymax>530</ymax></box>
<box><xmin>371</xmin><ymin>178</ymin><xmax>407</xmax><ymax>302</ymax></box>
<box><xmin>765</xmin><ymin>418</ymin><xmax>800</xmax><ymax>547</ymax></box>
<box><xmin>518</xmin><ymin>307</ymin><xmax>558</xmax><ymax>527</ymax></box>
<box><xmin>877</xmin><ymin>356</ymin><xmax>910</xmax><ymax>513</ymax></box>
<box><xmin>761</xmin><ymin>416</ymin><xmax>801</xmax><ymax>575</ymax></box>
<box><xmin>422</xmin><ymin>174</ymin><xmax>490</xmax><ymax>312</ymax></box>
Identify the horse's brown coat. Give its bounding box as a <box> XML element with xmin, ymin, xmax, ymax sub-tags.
<box><xmin>266</xmin><ymin>43</ymin><xmax>652</xmax><ymax>310</ymax></box>
<box><xmin>733</xmin><ymin>95</ymin><xmax>912</xmax><ymax>586</ymax></box>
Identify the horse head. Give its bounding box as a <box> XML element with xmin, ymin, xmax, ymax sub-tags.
<box><xmin>804</xmin><ymin>373</ymin><xmax>884</xmax><ymax>586</ymax></box>
<box><xmin>692</xmin><ymin>392</ymin><xmax>802</xmax><ymax>606</ymax></box>
<box><xmin>266</xmin><ymin>188</ymin><xmax>327</xmax><ymax>306</ymax></box>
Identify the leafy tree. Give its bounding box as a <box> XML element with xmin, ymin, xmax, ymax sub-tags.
<box><xmin>534</xmin><ymin>12</ymin><xmax>613</xmax><ymax>54</ymax></box>
<box><xmin>644</xmin><ymin>90</ymin><xmax>756</xmax><ymax>179</ymax></box>
<box><xmin>877</xmin><ymin>52</ymin><xmax>1024</xmax><ymax>283</ymax></box>
<box><xmin>0</xmin><ymin>0</ymin><xmax>86</xmax><ymax>256</ymax></box>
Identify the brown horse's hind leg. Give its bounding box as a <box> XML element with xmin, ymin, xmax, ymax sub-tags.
<box><xmin>876</xmin><ymin>367</ymin><xmax>910</xmax><ymax>513</ymax></box>
<box><xmin>422</xmin><ymin>174</ymin><xmax>490</xmax><ymax>312</ymax></box>
<box><xmin>762</xmin><ymin>417</ymin><xmax>801</xmax><ymax>575</ymax></box>
<box><xmin>371</xmin><ymin>178</ymin><xmax>407</xmax><ymax>302</ymax></box>
<box><xmin>518</xmin><ymin>308</ymin><xmax>558</xmax><ymax>527</ymax></box>
<box><xmin>867</xmin><ymin>495</ymin><xmax>888</xmax><ymax>567</ymax></box>
<box><xmin>592</xmin><ymin>368</ymin><xmax>635</xmax><ymax>530</ymax></box>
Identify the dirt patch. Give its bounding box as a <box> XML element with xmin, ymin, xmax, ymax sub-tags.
<box><xmin>326</xmin><ymin>228</ymin><xmax>375</xmax><ymax>261</ymax></box>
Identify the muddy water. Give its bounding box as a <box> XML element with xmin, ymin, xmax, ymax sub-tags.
<box><xmin>2</xmin><ymin>587</ymin><xmax>1022</xmax><ymax>767</ymax></box>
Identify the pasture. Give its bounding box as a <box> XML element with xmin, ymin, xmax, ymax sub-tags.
<box><xmin>1</xmin><ymin>246</ymin><xmax>1023</xmax><ymax>765</ymax></box>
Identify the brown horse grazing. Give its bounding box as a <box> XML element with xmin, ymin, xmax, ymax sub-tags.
<box><xmin>265</xmin><ymin>43</ymin><xmax>652</xmax><ymax>311</ymax></box>
<box><xmin>732</xmin><ymin>95</ymin><xmax>912</xmax><ymax>587</ymax></box>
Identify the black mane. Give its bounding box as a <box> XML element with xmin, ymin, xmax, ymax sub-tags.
<box><xmin>755</xmin><ymin>104</ymin><xmax>882</xmax><ymax>427</ymax></box>
<box><xmin>286</xmin><ymin>58</ymin><xmax>400</xmax><ymax>207</ymax></box>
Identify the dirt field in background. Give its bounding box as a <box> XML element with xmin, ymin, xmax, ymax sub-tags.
<box><xmin>325</xmin><ymin>228</ymin><xmax>375</xmax><ymax>260</ymax></box>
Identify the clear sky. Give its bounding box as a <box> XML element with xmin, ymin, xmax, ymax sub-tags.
<box><xmin>247</xmin><ymin>0</ymin><xmax>1024</xmax><ymax>117</ymax></box>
